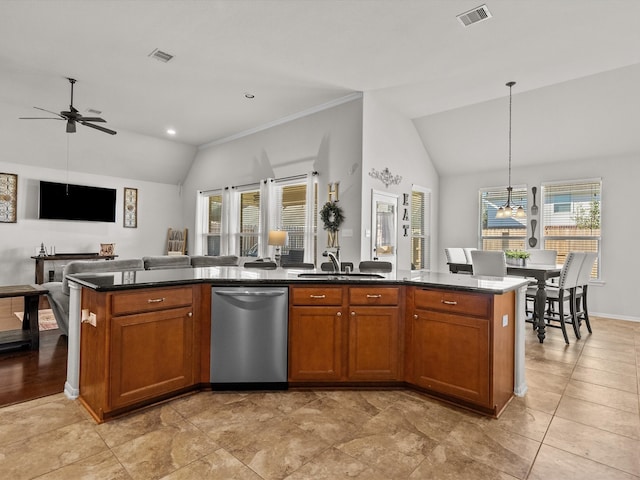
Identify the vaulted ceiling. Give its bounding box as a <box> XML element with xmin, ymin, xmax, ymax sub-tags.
<box><xmin>2</xmin><ymin>0</ymin><xmax>639</xmax><ymax>183</ymax></box>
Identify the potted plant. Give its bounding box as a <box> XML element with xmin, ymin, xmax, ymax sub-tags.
<box><xmin>504</xmin><ymin>249</ymin><xmax>530</xmax><ymax>266</ymax></box>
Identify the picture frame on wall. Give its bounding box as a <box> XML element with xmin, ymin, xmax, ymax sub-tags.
<box><xmin>0</xmin><ymin>173</ymin><xmax>18</xmax><ymax>223</ymax></box>
<box><xmin>123</xmin><ymin>187</ymin><xmax>138</xmax><ymax>228</ymax></box>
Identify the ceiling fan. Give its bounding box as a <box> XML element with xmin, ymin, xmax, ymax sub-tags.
<box><xmin>20</xmin><ymin>77</ymin><xmax>117</xmax><ymax>135</ymax></box>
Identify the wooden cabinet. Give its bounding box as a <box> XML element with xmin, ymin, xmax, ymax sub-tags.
<box><xmin>348</xmin><ymin>287</ymin><xmax>400</xmax><ymax>381</ymax></box>
<box><xmin>289</xmin><ymin>285</ymin><xmax>402</xmax><ymax>383</ymax></box>
<box><xmin>289</xmin><ymin>286</ymin><xmax>344</xmax><ymax>382</ymax></box>
<box><xmin>79</xmin><ymin>285</ymin><xmax>208</xmax><ymax>422</ymax></box>
<box><xmin>405</xmin><ymin>287</ymin><xmax>514</xmax><ymax>416</ymax></box>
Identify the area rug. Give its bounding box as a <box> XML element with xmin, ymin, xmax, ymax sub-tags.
<box><xmin>14</xmin><ymin>309</ymin><xmax>59</xmax><ymax>331</ymax></box>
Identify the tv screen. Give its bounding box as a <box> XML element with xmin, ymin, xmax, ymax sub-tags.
<box><xmin>39</xmin><ymin>181</ymin><xmax>117</xmax><ymax>222</ymax></box>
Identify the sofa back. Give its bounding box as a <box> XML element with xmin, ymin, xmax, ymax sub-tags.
<box><xmin>62</xmin><ymin>259</ymin><xmax>144</xmax><ymax>295</ymax></box>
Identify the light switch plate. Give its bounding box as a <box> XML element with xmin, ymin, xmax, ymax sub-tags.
<box><xmin>502</xmin><ymin>314</ymin><xmax>509</xmax><ymax>327</ymax></box>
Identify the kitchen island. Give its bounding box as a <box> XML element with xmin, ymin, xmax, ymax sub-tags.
<box><xmin>65</xmin><ymin>267</ymin><xmax>529</xmax><ymax>422</ymax></box>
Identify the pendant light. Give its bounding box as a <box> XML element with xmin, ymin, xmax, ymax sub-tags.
<box><xmin>496</xmin><ymin>81</ymin><xmax>525</xmax><ymax>218</ymax></box>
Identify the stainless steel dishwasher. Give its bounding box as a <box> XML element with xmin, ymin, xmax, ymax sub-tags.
<box><xmin>211</xmin><ymin>286</ymin><xmax>288</xmax><ymax>389</ymax></box>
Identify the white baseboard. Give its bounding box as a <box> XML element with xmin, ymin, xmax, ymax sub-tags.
<box><xmin>591</xmin><ymin>312</ymin><xmax>640</xmax><ymax>323</ymax></box>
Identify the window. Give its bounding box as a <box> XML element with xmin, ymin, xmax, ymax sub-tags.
<box><xmin>238</xmin><ymin>189</ymin><xmax>261</xmax><ymax>257</ymax></box>
<box><xmin>411</xmin><ymin>186</ymin><xmax>431</xmax><ymax>270</ymax></box>
<box><xmin>542</xmin><ymin>180</ymin><xmax>601</xmax><ymax>278</ymax></box>
<box><xmin>205</xmin><ymin>193</ymin><xmax>223</xmax><ymax>255</ymax></box>
<box><xmin>273</xmin><ymin>181</ymin><xmax>317</xmax><ymax>262</ymax></box>
<box><xmin>479</xmin><ymin>187</ymin><xmax>528</xmax><ymax>251</ymax></box>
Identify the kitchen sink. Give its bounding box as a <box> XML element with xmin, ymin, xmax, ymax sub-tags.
<box><xmin>297</xmin><ymin>272</ymin><xmax>384</xmax><ymax>280</ymax></box>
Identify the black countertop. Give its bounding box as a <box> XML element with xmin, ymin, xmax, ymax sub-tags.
<box><xmin>67</xmin><ymin>266</ymin><xmax>531</xmax><ymax>295</ymax></box>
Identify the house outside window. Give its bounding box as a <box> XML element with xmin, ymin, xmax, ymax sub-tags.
<box><xmin>542</xmin><ymin>179</ymin><xmax>601</xmax><ymax>278</ymax></box>
<box><xmin>479</xmin><ymin>186</ymin><xmax>528</xmax><ymax>251</ymax></box>
<box><xmin>411</xmin><ymin>186</ymin><xmax>431</xmax><ymax>270</ymax></box>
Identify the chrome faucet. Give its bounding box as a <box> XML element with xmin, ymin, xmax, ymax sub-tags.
<box><xmin>323</xmin><ymin>251</ymin><xmax>340</xmax><ymax>272</ymax></box>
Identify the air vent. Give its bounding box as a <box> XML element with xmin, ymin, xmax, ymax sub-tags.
<box><xmin>148</xmin><ymin>48</ymin><xmax>174</xmax><ymax>63</ymax></box>
<box><xmin>457</xmin><ymin>4</ymin><xmax>492</xmax><ymax>27</ymax></box>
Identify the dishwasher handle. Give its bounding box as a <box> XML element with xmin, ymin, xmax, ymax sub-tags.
<box><xmin>215</xmin><ymin>290</ymin><xmax>286</xmax><ymax>298</ymax></box>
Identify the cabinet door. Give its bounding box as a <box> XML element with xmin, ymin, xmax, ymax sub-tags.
<box><xmin>289</xmin><ymin>306</ymin><xmax>344</xmax><ymax>381</ymax></box>
<box><xmin>110</xmin><ymin>306</ymin><xmax>194</xmax><ymax>409</ymax></box>
<box><xmin>411</xmin><ymin>309</ymin><xmax>490</xmax><ymax>406</ymax></box>
<box><xmin>348</xmin><ymin>307</ymin><xmax>399</xmax><ymax>381</ymax></box>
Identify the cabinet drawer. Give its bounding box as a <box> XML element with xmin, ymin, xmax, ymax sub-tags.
<box><xmin>349</xmin><ymin>287</ymin><xmax>399</xmax><ymax>306</ymax></box>
<box><xmin>413</xmin><ymin>288</ymin><xmax>490</xmax><ymax>318</ymax></box>
<box><xmin>111</xmin><ymin>287</ymin><xmax>193</xmax><ymax>316</ymax></box>
<box><xmin>291</xmin><ymin>287</ymin><xmax>343</xmax><ymax>306</ymax></box>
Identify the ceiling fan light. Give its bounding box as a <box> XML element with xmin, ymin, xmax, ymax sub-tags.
<box><xmin>66</xmin><ymin>120</ymin><xmax>76</xmax><ymax>133</ymax></box>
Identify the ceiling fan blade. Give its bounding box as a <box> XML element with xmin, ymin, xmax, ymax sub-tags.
<box><xmin>66</xmin><ymin>119</ymin><xmax>76</xmax><ymax>133</ymax></box>
<box><xmin>19</xmin><ymin>117</ymin><xmax>64</xmax><ymax>120</ymax></box>
<box><xmin>33</xmin><ymin>106</ymin><xmax>64</xmax><ymax>118</ymax></box>
<box><xmin>77</xmin><ymin>117</ymin><xmax>106</xmax><ymax>122</ymax></box>
<box><xmin>79</xmin><ymin>121</ymin><xmax>117</xmax><ymax>135</ymax></box>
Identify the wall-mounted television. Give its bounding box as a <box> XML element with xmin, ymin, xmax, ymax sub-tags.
<box><xmin>39</xmin><ymin>181</ymin><xmax>117</xmax><ymax>222</ymax></box>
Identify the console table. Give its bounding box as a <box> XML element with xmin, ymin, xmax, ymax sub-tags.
<box><xmin>31</xmin><ymin>253</ymin><xmax>118</xmax><ymax>284</ymax></box>
<box><xmin>0</xmin><ymin>284</ymin><xmax>49</xmax><ymax>351</ymax></box>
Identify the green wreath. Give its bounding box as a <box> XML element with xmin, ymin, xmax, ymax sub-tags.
<box><xmin>320</xmin><ymin>201</ymin><xmax>345</xmax><ymax>232</ymax></box>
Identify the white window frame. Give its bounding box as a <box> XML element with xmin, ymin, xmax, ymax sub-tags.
<box><xmin>478</xmin><ymin>185</ymin><xmax>528</xmax><ymax>251</ymax></box>
<box><xmin>541</xmin><ymin>178</ymin><xmax>602</xmax><ymax>279</ymax></box>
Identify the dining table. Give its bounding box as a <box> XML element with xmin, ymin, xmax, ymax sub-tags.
<box><xmin>447</xmin><ymin>262</ymin><xmax>562</xmax><ymax>343</ymax></box>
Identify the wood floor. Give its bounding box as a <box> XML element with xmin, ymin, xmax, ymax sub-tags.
<box><xmin>0</xmin><ymin>329</ymin><xmax>67</xmax><ymax>407</ymax></box>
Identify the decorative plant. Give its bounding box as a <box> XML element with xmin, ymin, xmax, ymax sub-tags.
<box><xmin>504</xmin><ymin>249</ymin><xmax>530</xmax><ymax>259</ymax></box>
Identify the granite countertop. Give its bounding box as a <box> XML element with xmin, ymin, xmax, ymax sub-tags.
<box><xmin>67</xmin><ymin>266</ymin><xmax>530</xmax><ymax>294</ymax></box>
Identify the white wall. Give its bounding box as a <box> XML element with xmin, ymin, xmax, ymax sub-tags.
<box><xmin>0</xmin><ymin>161</ymin><xmax>184</xmax><ymax>285</ymax></box>
<box><xmin>362</xmin><ymin>93</ymin><xmax>440</xmax><ymax>270</ymax></box>
<box><xmin>439</xmin><ymin>154</ymin><xmax>640</xmax><ymax>321</ymax></box>
<box><xmin>181</xmin><ymin>98</ymin><xmax>364</xmax><ymax>266</ymax></box>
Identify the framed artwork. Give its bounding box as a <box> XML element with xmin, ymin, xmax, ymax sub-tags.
<box><xmin>123</xmin><ymin>187</ymin><xmax>138</xmax><ymax>228</ymax></box>
<box><xmin>0</xmin><ymin>173</ymin><xmax>18</xmax><ymax>223</ymax></box>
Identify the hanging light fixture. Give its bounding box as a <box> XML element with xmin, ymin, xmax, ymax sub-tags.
<box><xmin>496</xmin><ymin>81</ymin><xmax>525</xmax><ymax>219</ymax></box>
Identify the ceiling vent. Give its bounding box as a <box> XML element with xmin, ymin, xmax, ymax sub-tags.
<box><xmin>148</xmin><ymin>48</ymin><xmax>174</xmax><ymax>63</ymax></box>
<box><xmin>457</xmin><ymin>4</ymin><xmax>492</xmax><ymax>27</ymax></box>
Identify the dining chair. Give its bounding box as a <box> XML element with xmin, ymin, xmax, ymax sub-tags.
<box><xmin>574</xmin><ymin>252</ymin><xmax>597</xmax><ymax>336</ymax></box>
<box><xmin>531</xmin><ymin>251</ymin><xmax>585</xmax><ymax>344</ymax></box>
<box><xmin>444</xmin><ymin>247</ymin><xmax>468</xmax><ymax>264</ymax></box>
<box><xmin>526</xmin><ymin>249</ymin><xmax>557</xmax><ymax>266</ymax></box>
<box><xmin>463</xmin><ymin>248</ymin><xmax>477</xmax><ymax>264</ymax></box>
<box><xmin>470</xmin><ymin>250</ymin><xmax>507</xmax><ymax>277</ymax></box>
<box><xmin>358</xmin><ymin>260</ymin><xmax>393</xmax><ymax>272</ymax></box>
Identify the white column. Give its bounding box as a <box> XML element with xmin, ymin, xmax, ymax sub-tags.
<box><xmin>513</xmin><ymin>284</ymin><xmax>528</xmax><ymax>396</ymax></box>
<box><xmin>64</xmin><ymin>282</ymin><xmax>82</xmax><ymax>399</ymax></box>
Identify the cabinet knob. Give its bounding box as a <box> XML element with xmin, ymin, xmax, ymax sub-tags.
<box><xmin>413</xmin><ymin>314</ymin><xmax>418</xmax><ymax>319</ymax></box>
<box><xmin>336</xmin><ymin>312</ymin><xmax>342</xmax><ymax>317</ymax></box>
<box><xmin>187</xmin><ymin>312</ymin><xmax>193</xmax><ymax>317</ymax></box>
<box><xmin>351</xmin><ymin>311</ymin><xmax>356</xmax><ymax>316</ymax></box>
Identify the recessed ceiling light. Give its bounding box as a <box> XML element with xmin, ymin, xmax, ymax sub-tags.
<box><xmin>167</xmin><ymin>128</ymin><xmax>176</xmax><ymax>135</ymax></box>
<box><xmin>244</xmin><ymin>93</ymin><xmax>255</xmax><ymax>99</ymax></box>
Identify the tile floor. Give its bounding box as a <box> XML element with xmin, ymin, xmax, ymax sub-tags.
<box><xmin>0</xmin><ymin>316</ymin><xmax>638</xmax><ymax>479</ymax></box>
